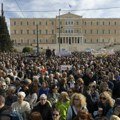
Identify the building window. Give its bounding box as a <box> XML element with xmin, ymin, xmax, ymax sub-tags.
<box><xmin>84</xmin><ymin>22</ymin><xmax>86</xmax><ymax>25</ymax></box>
<box><xmin>51</xmin><ymin>21</ymin><xmax>54</xmax><ymax>25</ymax></box>
<box><xmin>84</xmin><ymin>39</ymin><xmax>86</xmax><ymax>43</ymax></box>
<box><xmin>65</xmin><ymin>21</ymin><xmax>67</xmax><ymax>25</ymax></box>
<box><xmin>65</xmin><ymin>20</ymin><xmax>74</xmax><ymax>25</ymax></box>
<box><xmin>14</xmin><ymin>30</ymin><xmax>16</xmax><ymax>34</ymax></box>
<box><xmin>46</xmin><ymin>30</ymin><xmax>48</xmax><ymax>34</ymax></box>
<box><xmin>91</xmin><ymin>39</ymin><xmax>92</xmax><ymax>43</ymax></box>
<box><xmin>76</xmin><ymin>21</ymin><xmax>79</xmax><ymax>25</ymax></box>
<box><xmin>27</xmin><ymin>21</ymin><xmax>29</xmax><ymax>25</ymax></box>
<box><xmin>103</xmin><ymin>30</ymin><xmax>104</xmax><ymax>34</ymax></box>
<box><xmin>27</xmin><ymin>30</ymin><xmax>29</xmax><ymax>34</ymax></box>
<box><xmin>103</xmin><ymin>21</ymin><xmax>104</xmax><ymax>25</ymax></box>
<box><xmin>52</xmin><ymin>30</ymin><xmax>54</xmax><ymax>34</ymax></box>
<box><xmin>39</xmin><ymin>21</ymin><xmax>41</xmax><ymax>25</ymax></box>
<box><xmin>39</xmin><ymin>30</ymin><xmax>41</xmax><ymax>34</ymax></box>
<box><xmin>102</xmin><ymin>39</ymin><xmax>104</xmax><ymax>42</ymax></box>
<box><xmin>33</xmin><ymin>22</ymin><xmax>35</xmax><ymax>25</ymax></box>
<box><xmin>14</xmin><ymin>21</ymin><xmax>16</xmax><ymax>25</ymax></box>
<box><xmin>20</xmin><ymin>21</ymin><xmax>22</xmax><ymax>25</ymax></box>
<box><xmin>91</xmin><ymin>22</ymin><xmax>92</xmax><ymax>25</ymax></box>
<box><xmin>85</xmin><ymin>30</ymin><xmax>86</xmax><ymax>34</ymax></box>
<box><xmin>97</xmin><ymin>30</ymin><xmax>98</xmax><ymax>34</ymax></box>
<box><xmin>33</xmin><ymin>39</ymin><xmax>36</xmax><ymax>43</ymax></box>
<box><xmin>114</xmin><ymin>21</ymin><xmax>116</xmax><ymax>25</ymax></box>
<box><xmin>27</xmin><ymin>39</ymin><xmax>30</xmax><ymax>44</ymax></box>
<box><xmin>21</xmin><ymin>39</ymin><xmax>23</xmax><ymax>43</ymax></box>
<box><xmin>52</xmin><ymin>39</ymin><xmax>54</xmax><ymax>43</ymax></box>
<box><xmin>96</xmin><ymin>21</ymin><xmax>99</xmax><ymax>25</ymax></box>
<box><xmin>108</xmin><ymin>30</ymin><xmax>110</xmax><ymax>34</ymax></box>
<box><xmin>46</xmin><ymin>39</ymin><xmax>48</xmax><ymax>43</ymax></box>
<box><xmin>90</xmin><ymin>30</ymin><xmax>92</xmax><ymax>34</ymax></box>
<box><xmin>33</xmin><ymin>30</ymin><xmax>36</xmax><ymax>34</ymax></box>
<box><xmin>96</xmin><ymin>39</ymin><xmax>98</xmax><ymax>43</ymax></box>
<box><xmin>39</xmin><ymin>39</ymin><xmax>41</xmax><ymax>43</ymax></box>
<box><xmin>109</xmin><ymin>22</ymin><xmax>110</xmax><ymax>25</ymax></box>
<box><xmin>20</xmin><ymin>30</ymin><xmax>23</xmax><ymax>34</ymax></box>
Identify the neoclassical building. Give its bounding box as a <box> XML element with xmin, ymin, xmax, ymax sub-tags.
<box><xmin>10</xmin><ymin>12</ymin><xmax>120</xmax><ymax>51</ymax></box>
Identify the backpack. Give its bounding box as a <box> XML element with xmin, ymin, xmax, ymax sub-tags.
<box><xmin>0</xmin><ymin>111</ymin><xmax>23</xmax><ymax>120</ymax></box>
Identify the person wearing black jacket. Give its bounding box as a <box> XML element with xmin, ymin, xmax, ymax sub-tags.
<box><xmin>46</xmin><ymin>47</ymin><xmax>52</xmax><ymax>59</ymax></box>
<box><xmin>0</xmin><ymin>95</ymin><xmax>12</xmax><ymax>120</ymax></box>
<box><xmin>32</xmin><ymin>94</ymin><xmax>52</xmax><ymax>120</ymax></box>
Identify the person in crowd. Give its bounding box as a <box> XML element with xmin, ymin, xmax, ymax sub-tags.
<box><xmin>74</xmin><ymin>69</ymin><xmax>83</xmax><ymax>81</ymax></box>
<box><xmin>0</xmin><ymin>81</ymin><xmax>7</xmax><ymax>97</ymax></box>
<box><xmin>82</xmin><ymin>70</ymin><xmax>97</xmax><ymax>87</ymax></box>
<box><xmin>93</xmin><ymin>91</ymin><xmax>114</xmax><ymax>118</ymax></box>
<box><xmin>56</xmin><ymin>91</ymin><xmax>70</xmax><ymax>120</ymax></box>
<box><xmin>52</xmin><ymin>49</ymin><xmax>56</xmax><ymax>57</ymax></box>
<box><xmin>85</xmin><ymin>82</ymin><xmax>99</xmax><ymax>114</ymax></box>
<box><xmin>26</xmin><ymin>84</ymin><xmax>38</xmax><ymax>109</ymax></box>
<box><xmin>47</xmin><ymin>73</ymin><xmax>58</xmax><ymax>87</ymax></box>
<box><xmin>30</xmin><ymin>111</ymin><xmax>43</xmax><ymax>120</ymax></box>
<box><xmin>0</xmin><ymin>95</ymin><xmax>12</xmax><ymax>120</ymax></box>
<box><xmin>52</xmin><ymin>108</ymin><xmax>61</xmax><ymax>120</ymax></box>
<box><xmin>99</xmin><ymin>81</ymin><xmax>112</xmax><ymax>94</ymax></box>
<box><xmin>106</xmin><ymin>98</ymin><xmax>120</xmax><ymax>118</ymax></box>
<box><xmin>48</xmin><ymin>84</ymin><xmax>60</xmax><ymax>106</ymax></box>
<box><xmin>46</xmin><ymin>47</ymin><xmax>52</xmax><ymax>59</ymax></box>
<box><xmin>1</xmin><ymin>51</ymin><xmax>120</xmax><ymax>120</ymax></box>
<box><xmin>110</xmin><ymin>115</ymin><xmax>120</xmax><ymax>120</ymax></box>
<box><xmin>67</xmin><ymin>74</ymin><xmax>75</xmax><ymax>89</ymax></box>
<box><xmin>66</xmin><ymin>93</ymin><xmax>88</xmax><ymax>120</ymax></box>
<box><xmin>59</xmin><ymin>78</ymin><xmax>69</xmax><ymax>92</ymax></box>
<box><xmin>5</xmin><ymin>86</ymin><xmax>17</xmax><ymax>106</ymax></box>
<box><xmin>73</xmin><ymin>110</ymin><xmax>94</xmax><ymax>120</ymax></box>
<box><xmin>18</xmin><ymin>79</ymin><xmax>31</xmax><ymax>96</ymax></box>
<box><xmin>11</xmin><ymin>91</ymin><xmax>31</xmax><ymax>120</ymax></box>
<box><xmin>74</xmin><ymin>78</ymin><xmax>85</xmax><ymax>94</ymax></box>
<box><xmin>32</xmin><ymin>94</ymin><xmax>52</xmax><ymax>120</ymax></box>
<box><xmin>67</xmin><ymin>88</ymin><xmax>74</xmax><ymax>99</ymax></box>
<box><xmin>38</xmin><ymin>81</ymin><xmax>50</xmax><ymax>97</ymax></box>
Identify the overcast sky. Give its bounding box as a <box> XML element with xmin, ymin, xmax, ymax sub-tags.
<box><xmin>1</xmin><ymin>0</ymin><xmax>120</xmax><ymax>28</ymax></box>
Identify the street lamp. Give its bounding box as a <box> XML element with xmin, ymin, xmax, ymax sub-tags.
<box><xmin>36</xmin><ymin>24</ymin><xmax>39</xmax><ymax>55</ymax></box>
<box><xmin>58</xmin><ymin>9</ymin><xmax>61</xmax><ymax>53</ymax></box>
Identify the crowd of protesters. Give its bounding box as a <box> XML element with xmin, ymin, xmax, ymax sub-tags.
<box><xmin>0</xmin><ymin>49</ymin><xmax>120</xmax><ymax>120</ymax></box>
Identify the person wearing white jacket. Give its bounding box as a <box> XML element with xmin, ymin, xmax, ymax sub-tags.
<box><xmin>11</xmin><ymin>91</ymin><xmax>31</xmax><ymax>120</ymax></box>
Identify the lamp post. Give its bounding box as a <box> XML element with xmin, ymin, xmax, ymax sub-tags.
<box><xmin>36</xmin><ymin>24</ymin><xmax>39</xmax><ymax>55</ymax></box>
<box><xmin>58</xmin><ymin>9</ymin><xmax>61</xmax><ymax>53</ymax></box>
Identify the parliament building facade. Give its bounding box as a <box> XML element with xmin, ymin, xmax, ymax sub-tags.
<box><xmin>10</xmin><ymin>12</ymin><xmax>120</xmax><ymax>51</ymax></box>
